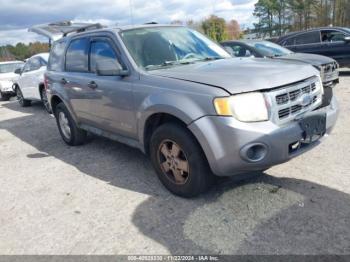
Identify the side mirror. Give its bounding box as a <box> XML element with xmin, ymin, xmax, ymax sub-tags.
<box><xmin>344</xmin><ymin>36</ymin><xmax>350</xmax><ymax>43</ymax></box>
<box><xmin>14</xmin><ymin>68</ymin><xmax>22</xmax><ymax>75</ymax></box>
<box><xmin>96</xmin><ymin>60</ymin><xmax>129</xmax><ymax>77</ymax></box>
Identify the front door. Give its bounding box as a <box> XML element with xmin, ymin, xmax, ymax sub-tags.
<box><xmin>320</xmin><ymin>29</ymin><xmax>350</xmax><ymax>65</ymax></box>
<box><xmin>86</xmin><ymin>37</ymin><xmax>136</xmax><ymax>138</ymax></box>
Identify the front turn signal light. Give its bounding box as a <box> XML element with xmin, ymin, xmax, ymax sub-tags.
<box><xmin>213</xmin><ymin>97</ymin><xmax>232</xmax><ymax>116</ymax></box>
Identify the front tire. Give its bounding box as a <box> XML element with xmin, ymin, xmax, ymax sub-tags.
<box><xmin>15</xmin><ymin>86</ymin><xmax>31</xmax><ymax>107</ymax></box>
<box><xmin>150</xmin><ymin>123</ymin><xmax>215</xmax><ymax>198</ymax></box>
<box><xmin>55</xmin><ymin>102</ymin><xmax>87</xmax><ymax>146</ymax></box>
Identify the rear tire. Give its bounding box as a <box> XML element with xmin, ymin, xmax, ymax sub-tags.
<box><xmin>55</xmin><ymin>102</ymin><xmax>87</xmax><ymax>146</ymax></box>
<box><xmin>15</xmin><ymin>86</ymin><xmax>31</xmax><ymax>107</ymax></box>
<box><xmin>150</xmin><ymin>123</ymin><xmax>215</xmax><ymax>198</ymax></box>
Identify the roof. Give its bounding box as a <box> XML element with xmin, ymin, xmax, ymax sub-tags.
<box><xmin>54</xmin><ymin>24</ymin><xmax>185</xmax><ymax>43</ymax></box>
<box><xmin>0</xmin><ymin>60</ymin><xmax>24</xmax><ymax>65</ymax></box>
<box><xmin>30</xmin><ymin>21</ymin><xmax>183</xmax><ymax>42</ymax></box>
<box><xmin>221</xmin><ymin>39</ymin><xmax>269</xmax><ymax>44</ymax></box>
<box><xmin>114</xmin><ymin>24</ymin><xmax>182</xmax><ymax>31</ymax></box>
<box><xmin>29</xmin><ymin>52</ymin><xmax>50</xmax><ymax>61</ymax></box>
<box><xmin>278</xmin><ymin>27</ymin><xmax>350</xmax><ymax>41</ymax></box>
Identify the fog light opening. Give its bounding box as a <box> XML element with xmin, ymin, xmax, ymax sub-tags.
<box><xmin>241</xmin><ymin>143</ymin><xmax>268</xmax><ymax>163</ymax></box>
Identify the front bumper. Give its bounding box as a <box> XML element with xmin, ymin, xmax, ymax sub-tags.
<box><xmin>189</xmin><ymin>96</ymin><xmax>339</xmax><ymax>176</ymax></box>
<box><xmin>0</xmin><ymin>81</ymin><xmax>16</xmax><ymax>94</ymax></box>
<box><xmin>322</xmin><ymin>70</ymin><xmax>339</xmax><ymax>87</ymax></box>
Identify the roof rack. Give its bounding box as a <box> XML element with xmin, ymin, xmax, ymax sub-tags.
<box><xmin>62</xmin><ymin>23</ymin><xmax>104</xmax><ymax>37</ymax></box>
<box><xmin>29</xmin><ymin>21</ymin><xmax>105</xmax><ymax>41</ymax></box>
<box><xmin>144</xmin><ymin>22</ymin><xmax>158</xmax><ymax>24</ymax></box>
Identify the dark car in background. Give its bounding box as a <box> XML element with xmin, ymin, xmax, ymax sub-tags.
<box><xmin>276</xmin><ymin>27</ymin><xmax>350</xmax><ymax>68</ymax></box>
<box><xmin>221</xmin><ymin>40</ymin><xmax>339</xmax><ymax>88</ymax></box>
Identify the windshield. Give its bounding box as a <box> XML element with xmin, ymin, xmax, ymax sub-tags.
<box><xmin>0</xmin><ymin>63</ymin><xmax>24</xmax><ymax>74</ymax></box>
<box><xmin>342</xmin><ymin>28</ymin><xmax>350</xmax><ymax>34</ymax></box>
<box><xmin>120</xmin><ymin>26</ymin><xmax>230</xmax><ymax>70</ymax></box>
<box><xmin>249</xmin><ymin>41</ymin><xmax>293</xmax><ymax>57</ymax></box>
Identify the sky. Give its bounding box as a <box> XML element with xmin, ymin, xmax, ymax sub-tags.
<box><xmin>0</xmin><ymin>0</ymin><xmax>258</xmax><ymax>45</ymax></box>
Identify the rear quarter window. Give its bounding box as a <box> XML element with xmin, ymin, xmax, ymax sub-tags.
<box><xmin>65</xmin><ymin>38</ymin><xmax>89</xmax><ymax>72</ymax></box>
<box><xmin>48</xmin><ymin>40</ymin><xmax>67</xmax><ymax>71</ymax></box>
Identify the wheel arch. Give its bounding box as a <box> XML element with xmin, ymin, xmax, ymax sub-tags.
<box><xmin>50</xmin><ymin>94</ymin><xmax>78</xmax><ymax>124</ymax></box>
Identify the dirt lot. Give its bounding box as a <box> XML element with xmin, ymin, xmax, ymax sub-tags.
<box><xmin>0</xmin><ymin>72</ymin><xmax>349</xmax><ymax>255</ymax></box>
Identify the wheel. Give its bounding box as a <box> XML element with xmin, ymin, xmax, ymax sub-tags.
<box><xmin>40</xmin><ymin>88</ymin><xmax>52</xmax><ymax>113</ymax></box>
<box><xmin>15</xmin><ymin>86</ymin><xmax>31</xmax><ymax>107</ymax></box>
<box><xmin>55</xmin><ymin>102</ymin><xmax>87</xmax><ymax>146</ymax></box>
<box><xmin>0</xmin><ymin>91</ymin><xmax>10</xmax><ymax>101</ymax></box>
<box><xmin>150</xmin><ymin>123</ymin><xmax>215</xmax><ymax>198</ymax></box>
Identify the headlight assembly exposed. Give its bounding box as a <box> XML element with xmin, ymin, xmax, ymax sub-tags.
<box><xmin>214</xmin><ymin>92</ymin><xmax>269</xmax><ymax>122</ymax></box>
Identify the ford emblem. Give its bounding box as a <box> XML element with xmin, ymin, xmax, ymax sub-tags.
<box><xmin>299</xmin><ymin>93</ymin><xmax>313</xmax><ymax>106</ymax></box>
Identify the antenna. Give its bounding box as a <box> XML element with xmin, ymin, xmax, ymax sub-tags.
<box><xmin>129</xmin><ymin>0</ymin><xmax>134</xmax><ymax>26</ymax></box>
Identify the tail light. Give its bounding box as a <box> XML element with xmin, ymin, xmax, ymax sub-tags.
<box><xmin>44</xmin><ymin>74</ymin><xmax>49</xmax><ymax>90</ymax></box>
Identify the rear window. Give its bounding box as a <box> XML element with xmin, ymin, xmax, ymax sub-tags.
<box><xmin>48</xmin><ymin>40</ymin><xmax>67</xmax><ymax>71</ymax></box>
<box><xmin>65</xmin><ymin>38</ymin><xmax>89</xmax><ymax>72</ymax></box>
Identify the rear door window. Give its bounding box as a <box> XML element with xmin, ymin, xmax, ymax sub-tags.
<box><xmin>65</xmin><ymin>38</ymin><xmax>89</xmax><ymax>72</ymax></box>
<box><xmin>295</xmin><ymin>31</ymin><xmax>320</xmax><ymax>45</ymax></box>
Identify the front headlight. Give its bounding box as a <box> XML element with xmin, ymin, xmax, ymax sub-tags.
<box><xmin>214</xmin><ymin>92</ymin><xmax>269</xmax><ymax>122</ymax></box>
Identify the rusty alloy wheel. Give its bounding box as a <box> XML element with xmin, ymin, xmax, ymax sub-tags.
<box><xmin>157</xmin><ymin>139</ymin><xmax>190</xmax><ymax>185</ymax></box>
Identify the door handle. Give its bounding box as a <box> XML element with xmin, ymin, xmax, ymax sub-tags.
<box><xmin>88</xmin><ymin>81</ymin><xmax>98</xmax><ymax>89</ymax></box>
<box><xmin>60</xmin><ymin>78</ymin><xmax>69</xmax><ymax>85</ymax></box>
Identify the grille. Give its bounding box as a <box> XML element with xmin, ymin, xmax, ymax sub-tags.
<box><xmin>322</xmin><ymin>62</ymin><xmax>337</xmax><ymax>74</ymax></box>
<box><xmin>266</xmin><ymin>76</ymin><xmax>323</xmax><ymax>125</ymax></box>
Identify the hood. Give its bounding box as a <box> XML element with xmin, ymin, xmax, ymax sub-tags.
<box><xmin>274</xmin><ymin>53</ymin><xmax>335</xmax><ymax>66</ymax></box>
<box><xmin>0</xmin><ymin>72</ymin><xmax>18</xmax><ymax>81</ymax></box>
<box><xmin>148</xmin><ymin>58</ymin><xmax>318</xmax><ymax>94</ymax></box>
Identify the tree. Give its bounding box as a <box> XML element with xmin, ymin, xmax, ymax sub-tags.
<box><xmin>226</xmin><ymin>19</ymin><xmax>241</xmax><ymax>40</ymax></box>
<box><xmin>253</xmin><ymin>0</ymin><xmax>350</xmax><ymax>38</ymax></box>
<box><xmin>201</xmin><ymin>15</ymin><xmax>228</xmax><ymax>42</ymax></box>
<box><xmin>253</xmin><ymin>0</ymin><xmax>275</xmax><ymax>37</ymax></box>
<box><xmin>0</xmin><ymin>42</ymin><xmax>49</xmax><ymax>61</ymax></box>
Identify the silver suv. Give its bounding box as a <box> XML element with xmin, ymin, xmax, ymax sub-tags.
<box><xmin>45</xmin><ymin>24</ymin><xmax>338</xmax><ymax>197</ymax></box>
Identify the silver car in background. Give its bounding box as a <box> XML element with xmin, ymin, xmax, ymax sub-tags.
<box><xmin>0</xmin><ymin>61</ymin><xmax>24</xmax><ymax>100</ymax></box>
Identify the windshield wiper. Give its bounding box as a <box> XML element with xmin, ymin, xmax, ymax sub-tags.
<box><xmin>145</xmin><ymin>60</ymin><xmax>194</xmax><ymax>70</ymax></box>
<box><xmin>200</xmin><ymin>56</ymin><xmax>224</xmax><ymax>61</ymax></box>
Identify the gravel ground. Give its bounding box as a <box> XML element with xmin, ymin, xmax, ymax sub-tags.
<box><xmin>0</xmin><ymin>72</ymin><xmax>349</xmax><ymax>255</ymax></box>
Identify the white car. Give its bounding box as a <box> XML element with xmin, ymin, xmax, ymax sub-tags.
<box><xmin>0</xmin><ymin>61</ymin><xmax>24</xmax><ymax>101</ymax></box>
<box><xmin>13</xmin><ymin>53</ymin><xmax>51</xmax><ymax>112</ymax></box>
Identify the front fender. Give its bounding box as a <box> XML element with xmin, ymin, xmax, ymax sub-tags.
<box><xmin>137</xmin><ymin>92</ymin><xmax>215</xmax><ymax>150</ymax></box>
